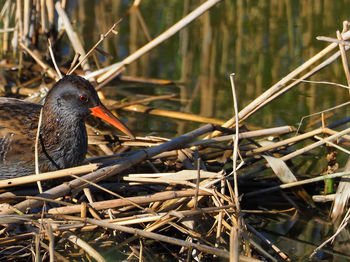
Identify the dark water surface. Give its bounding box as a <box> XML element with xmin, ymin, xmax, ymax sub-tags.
<box><xmin>21</xmin><ymin>0</ymin><xmax>350</xmax><ymax>261</ymax></box>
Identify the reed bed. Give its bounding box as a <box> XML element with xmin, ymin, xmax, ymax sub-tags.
<box><xmin>1</xmin><ymin>0</ymin><xmax>350</xmax><ymax>261</ymax></box>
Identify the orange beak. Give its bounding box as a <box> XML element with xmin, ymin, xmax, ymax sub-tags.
<box><xmin>90</xmin><ymin>104</ymin><xmax>135</xmax><ymax>139</ymax></box>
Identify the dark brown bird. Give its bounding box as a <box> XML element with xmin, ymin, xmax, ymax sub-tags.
<box><xmin>0</xmin><ymin>75</ymin><xmax>134</xmax><ymax>179</ymax></box>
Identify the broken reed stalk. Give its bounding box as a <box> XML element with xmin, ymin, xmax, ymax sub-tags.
<box><xmin>312</xmin><ymin>194</ymin><xmax>335</xmax><ymax>202</ymax></box>
<box><xmin>193</xmin><ymin>158</ymin><xmax>201</xmax><ymax>209</ymax></box>
<box><xmin>0</xmin><ymin>195</ymin><xmax>75</xmax><ymax>209</ymax></box>
<box><xmin>123</xmin><ymin>175</ymin><xmax>218</xmax><ymax>196</ymax></box>
<box><xmin>126</xmin><ymin>170</ymin><xmax>219</xmax><ymax>180</ymax></box>
<box><xmin>95</xmin><ymin>0</ymin><xmax>222</xmax><ymax>85</ymax></box>
<box><xmin>40</xmin><ymin>0</ymin><xmax>47</xmax><ymax>34</ymax></box>
<box><xmin>48</xmin><ymin>39</ymin><xmax>63</xmax><ymax>79</ymax></box>
<box><xmin>230</xmin><ymin>225</ymin><xmax>239</xmax><ymax>261</ymax></box>
<box><xmin>191</xmin><ymin>125</ymin><xmax>293</xmax><ymax>147</ymax></box>
<box><xmin>281</xmin><ymin>126</ymin><xmax>350</xmax><ymax>162</ymax></box>
<box><xmin>317</xmin><ymin>36</ymin><xmax>350</xmax><ymax>46</ymax></box>
<box><xmin>44</xmin><ymin>223</ymin><xmax>54</xmax><ymax>262</ymax></box>
<box><xmin>314</xmin><ymin>135</ymin><xmax>350</xmax><ymax>155</ymax></box>
<box><xmin>35</xmin><ymin>109</ymin><xmax>43</xmax><ymax>194</ymax></box>
<box><xmin>46</xmin><ymin>0</ymin><xmax>54</xmax><ymax>29</ymax></box>
<box><xmin>324</xmin><ymin>127</ymin><xmax>350</xmax><ymax>141</ymax></box>
<box><xmin>0</xmin><ymin>28</ymin><xmax>14</xmax><ymax>33</ymax></box>
<box><xmin>1</xmin><ymin>2</ymin><xmax>9</xmax><ymax>53</ymax></box>
<box><xmin>0</xmin><ymin>164</ymin><xmax>99</xmax><ymax>188</ymax></box>
<box><xmin>244</xmin><ymin>128</ymin><xmax>323</xmax><ymax>156</ymax></box>
<box><xmin>15</xmin><ymin>0</ymin><xmax>23</xmax><ymax>66</ymax></box>
<box><xmin>245</xmin><ymin>170</ymin><xmax>350</xmax><ymax>197</ymax></box>
<box><xmin>48</xmin><ymin>189</ymin><xmax>211</xmax><ymax>215</ymax></box>
<box><xmin>23</xmin><ymin>0</ymin><xmax>30</xmax><ymax>43</ymax></box>
<box><xmin>229</xmin><ymin>73</ymin><xmax>241</xmax><ymax>212</ymax></box>
<box><xmin>35</xmin><ymin>231</ymin><xmax>42</xmax><ymax>261</ymax></box>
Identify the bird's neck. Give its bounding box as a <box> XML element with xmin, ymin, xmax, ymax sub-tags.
<box><xmin>39</xmin><ymin>108</ymin><xmax>88</xmax><ymax>170</ymax></box>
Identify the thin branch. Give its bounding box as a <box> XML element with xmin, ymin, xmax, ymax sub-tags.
<box><xmin>48</xmin><ymin>39</ymin><xmax>62</xmax><ymax>79</ymax></box>
<box><xmin>34</xmin><ymin>109</ymin><xmax>43</xmax><ymax>194</ymax></box>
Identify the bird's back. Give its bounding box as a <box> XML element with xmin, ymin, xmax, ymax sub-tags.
<box><xmin>0</xmin><ymin>98</ymin><xmax>41</xmax><ymax>178</ymax></box>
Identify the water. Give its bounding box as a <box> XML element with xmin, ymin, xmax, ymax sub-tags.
<box><xmin>63</xmin><ymin>0</ymin><xmax>350</xmax><ymax>137</ymax></box>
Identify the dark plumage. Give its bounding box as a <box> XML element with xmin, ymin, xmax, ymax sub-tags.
<box><xmin>0</xmin><ymin>75</ymin><xmax>134</xmax><ymax>179</ymax></box>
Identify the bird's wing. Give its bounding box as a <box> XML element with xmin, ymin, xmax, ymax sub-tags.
<box><xmin>0</xmin><ymin>98</ymin><xmax>41</xmax><ymax>164</ymax></box>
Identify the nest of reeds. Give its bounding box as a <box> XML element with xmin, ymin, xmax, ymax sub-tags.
<box><xmin>2</xmin><ymin>0</ymin><xmax>350</xmax><ymax>261</ymax></box>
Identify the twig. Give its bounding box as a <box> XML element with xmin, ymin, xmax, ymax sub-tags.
<box><xmin>296</xmin><ymin>101</ymin><xmax>350</xmax><ymax>134</ymax></box>
<box><xmin>314</xmin><ymin>135</ymin><xmax>350</xmax><ymax>155</ymax></box>
<box><xmin>281</xmin><ymin>127</ymin><xmax>350</xmax><ymax>162</ymax></box>
<box><xmin>245</xmin><ymin>170</ymin><xmax>350</xmax><ymax>197</ymax></box>
<box><xmin>48</xmin><ymin>39</ymin><xmax>62</xmax><ymax>79</ymax></box>
<box><xmin>245</xmin><ymin>128</ymin><xmax>323</xmax><ymax>156</ymax></box>
<box><xmin>191</xmin><ymin>126</ymin><xmax>293</xmax><ymax>147</ymax></box>
<box><xmin>0</xmin><ymin>28</ymin><xmax>15</xmax><ymax>33</ymax></box>
<box><xmin>48</xmin><ymin>189</ymin><xmax>211</xmax><ymax>215</ymax></box>
<box><xmin>34</xmin><ymin>109</ymin><xmax>43</xmax><ymax>194</ymax></box>
<box><xmin>67</xmin><ymin>53</ymin><xmax>80</xmax><ymax>73</ymax></box>
<box><xmin>193</xmin><ymin>157</ymin><xmax>201</xmax><ymax>209</ymax></box>
<box><xmin>291</xmin><ymin>78</ymin><xmax>350</xmax><ymax>89</ymax></box>
<box><xmin>67</xmin><ymin>19</ymin><xmax>122</xmax><ymax>75</ymax></box>
<box><xmin>229</xmin><ymin>73</ymin><xmax>241</xmax><ymax>212</ymax></box>
<box><xmin>317</xmin><ymin>35</ymin><xmax>350</xmax><ymax>46</ymax></box>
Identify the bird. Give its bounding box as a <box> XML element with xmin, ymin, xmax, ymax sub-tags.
<box><xmin>0</xmin><ymin>75</ymin><xmax>135</xmax><ymax>179</ymax></box>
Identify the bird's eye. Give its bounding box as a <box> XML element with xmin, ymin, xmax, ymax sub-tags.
<box><xmin>79</xmin><ymin>95</ymin><xmax>88</xmax><ymax>103</ymax></box>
